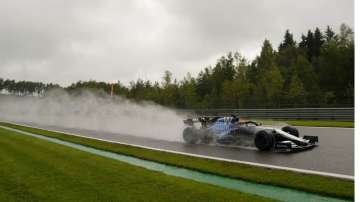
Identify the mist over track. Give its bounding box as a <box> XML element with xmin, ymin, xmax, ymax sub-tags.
<box><xmin>0</xmin><ymin>91</ymin><xmax>185</xmax><ymax>142</ymax></box>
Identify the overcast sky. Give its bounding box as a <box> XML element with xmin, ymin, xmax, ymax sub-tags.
<box><xmin>0</xmin><ymin>0</ymin><xmax>354</xmax><ymax>86</ymax></box>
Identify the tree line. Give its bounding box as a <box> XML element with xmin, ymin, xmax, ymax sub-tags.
<box><xmin>0</xmin><ymin>24</ymin><xmax>354</xmax><ymax>108</ymax></box>
<box><xmin>0</xmin><ymin>79</ymin><xmax>60</xmax><ymax>96</ymax></box>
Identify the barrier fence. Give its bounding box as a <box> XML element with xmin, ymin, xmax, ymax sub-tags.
<box><xmin>181</xmin><ymin>108</ymin><xmax>354</xmax><ymax>121</ymax></box>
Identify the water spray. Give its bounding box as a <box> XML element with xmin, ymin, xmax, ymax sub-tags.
<box><xmin>0</xmin><ymin>89</ymin><xmax>185</xmax><ymax>142</ymax></box>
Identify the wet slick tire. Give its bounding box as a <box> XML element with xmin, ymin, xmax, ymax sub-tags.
<box><xmin>183</xmin><ymin>127</ymin><xmax>200</xmax><ymax>144</ymax></box>
<box><xmin>281</xmin><ymin>126</ymin><xmax>299</xmax><ymax>137</ymax></box>
<box><xmin>254</xmin><ymin>130</ymin><xmax>275</xmax><ymax>151</ymax></box>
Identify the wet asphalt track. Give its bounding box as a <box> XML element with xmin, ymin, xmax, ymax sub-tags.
<box><xmin>13</xmin><ymin>122</ymin><xmax>354</xmax><ymax>176</ymax></box>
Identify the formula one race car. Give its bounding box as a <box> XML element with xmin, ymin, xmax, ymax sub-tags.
<box><xmin>183</xmin><ymin>116</ymin><xmax>318</xmax><ymax>152</ymax></box>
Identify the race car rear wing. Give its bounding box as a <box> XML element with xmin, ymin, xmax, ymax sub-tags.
<box><xmin>183</xmin><ymin>116</ymin><xmax>261</xmax><ymax>126</ymax></box>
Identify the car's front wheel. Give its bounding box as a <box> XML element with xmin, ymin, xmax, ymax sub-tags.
<box><xmin>254</xmin><ymin>130</ymin><xmax>275</xmax><ymax>151</ymax></box>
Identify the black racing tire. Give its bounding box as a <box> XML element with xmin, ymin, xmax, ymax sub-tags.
<box><xmin>183</xmin><ymin>127</ymin><xmax>200</xmax><ymax>144</ymax></box>
<box><xmin>199</xmin><ymin>130</ymin><xmax>213</xmax><ymax>144</ymax></box>
<box><xmin>254</xmin><ymin>130</ymin><xmax>275</xmax><ymax>151</ymax></box>
<box><xmin>281</xmin><ymin>126</ymin><xmax>299</xmax><ymax>137</ymax></box>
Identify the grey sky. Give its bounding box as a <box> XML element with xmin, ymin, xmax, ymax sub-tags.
<box><xmin>0</xmin><ymin>0</ymin><xmax>354</xmax><ymax>86</ymax></box>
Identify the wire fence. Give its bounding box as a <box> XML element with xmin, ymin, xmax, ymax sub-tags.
<box><xmin>180</xmin><ymin>108</ymin><xmax>354</xmax><ymax>121</ymax></box>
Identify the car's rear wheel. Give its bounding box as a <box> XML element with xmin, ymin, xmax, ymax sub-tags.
<box><xmin>183</xmin><ymin>127</ymin><xmax>200</xmax><ymax>144</ymax></box>
<box><xmin>281</xmin><ymin>126</ymin><xmax>299</xmax><ymax>137</ymax></box>
<box><xmin>254</xmin><ymin>130</ymin><xmax>275</xmax><ymax>151</ymax></box>
<box><xmin>199</xmin><ymin>130</ymin><xmax>213</xmax><ymax>144</ymax></box>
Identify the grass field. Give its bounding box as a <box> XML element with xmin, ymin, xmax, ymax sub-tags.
<box><xmin>0</xmin><ymin>122</ymin><xmax>354</xmax><ymax>200</ymax></box>
<box><xmin>0</xmin><ymin>127</ymin><xmax>273</xmax><ymax>202</ymax></box>
<box><xmin>285</xmin><ymin>120</ymin><xmax>354</xmax><ymax>128</ymax></box>
<box><xmin>255</xmin><ymin>119</ymin><xmax>354</xmax><ymax>128</ymax></box>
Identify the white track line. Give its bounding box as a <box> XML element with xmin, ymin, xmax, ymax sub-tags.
<box><xmin>2</xmin><ymin>121</ymin><xmax>354</xmax><ymax>181</ymax></box>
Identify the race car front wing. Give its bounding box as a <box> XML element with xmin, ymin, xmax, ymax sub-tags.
<box><xmin>275</xmin><ymin>135</ymin><xmax>318</xmax><ymax>152</ymax></box>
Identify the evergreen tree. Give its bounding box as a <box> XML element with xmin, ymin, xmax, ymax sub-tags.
<box><xmin>221</xmin><ymin>54</ymin><xmax>251</xmax><ymax>108</ymax></box>
<box><xmin>257</xmin><ymin>39</ymin><xmax>274</xmax><ymax>72</ymax></box>
<box><xmin>277</xmin><ymin>30</ymin><xmax>298</xmax><ymax>85</ymax></box>
<box><xmin>0</xmin><ymin>78</ymin><xmax>3</xmax><ymax>91</ymax></box>
<box><xmin>162</xmin><ymin>70</ymin><xmax>172</xmax><ymax>87</ymax></box>
<box><xmin>293</xmin><ymin>55</ymin><xmax>320</xmax><ymax>104</ymax></box>
<box><xmin>161</xmin><ymin>70</ymin><xmax>179</xmax><ymax>106</ymax></box>
<box><xmin>339</xmin><ymin>23</ymin><xmax>354</xmax><ymax>47</ymax></box>
<box><xmin>318</xmin><ymin>24</ymin><xmax>354</xmax><ymax>104</ymax></box>
<box><xmin>221</xmin><ymin>80</ymin><xmax>237</xmax><ymax>107</ymax></box>
<box><xmin>196</xmin><ymin>67</ymin><xmax>212</xmax><ymax>100</ymax></box>
<box><xmin>305</xmin><ymin>30</ymin><xmax>314</xmax><ymax>61</ymax></box>
<box><xmin>299</xmin><ymin>34</ymin><xmax>307</xmax><ymax>49</ymax></box>
<box><xmin>313</xmin><ymin>27</ymin><xmax>324</xmax><ymax>57</ymax></box>
<box><xmin>286</xmin><ymin>71</ymin><xmax>306</xmax><ymax>105</ymax></box>
<box><xmin>279</xmin><ymin>30</ymin><xmax>296</xmax><ymax>51</ymax></box>
<box><xmin>179</xmin><ymin>73</ymin><xmax>199</xmax><ymax>108</ymax></box>
<box><xmin>268</xmin><ymin>66</ymin><xmax>285</xmax><ymax>106</ymax></box>
<box><xmin>325</xmin><ymin>25</ymin><xmax>336</xmax><ymax>42</ymax></box>
<box><xmin>256</xmin><ymin>65</ymin><xmax>284</xmax><ymax>107</ymax></box>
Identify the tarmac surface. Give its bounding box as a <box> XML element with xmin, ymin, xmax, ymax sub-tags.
<box><xmin>14</xmin><ymin>122</ymin><xmax>354</xmax><ymax>176</ymax></box>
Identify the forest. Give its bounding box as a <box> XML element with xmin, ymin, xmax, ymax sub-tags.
<box><xmin>0</xmin><ymin>24</ymin><xmax>354</xmax><ymax>109</ymax></box>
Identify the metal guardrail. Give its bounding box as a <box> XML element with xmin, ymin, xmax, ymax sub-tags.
<box><xmin>181</xmin><ymin>108</ymin><xmax>354</xmax><ymax>121</ymax></box>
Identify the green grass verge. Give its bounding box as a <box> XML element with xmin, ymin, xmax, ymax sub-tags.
<box><xmin>255</xmin><ymin>119</ymin><xmax>354</xmax><ymax>128</ymax></box>
<box><xmin>0</xmin><ymin>122</ymin><xmax>354</xmax><ymax>200</ymax></box>
<box><xmin>285</xmin><ymin>120</ymin><xmax>354</xmax><ymax>128</ymax></box>
<box><xmin>0</xmin><ymin>127</ymin><xmax>272</xmax><ymax>202</ymax></box>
